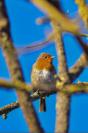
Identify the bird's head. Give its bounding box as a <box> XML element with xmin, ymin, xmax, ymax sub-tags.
<box><xmin>35</xmin><ymin>53</ymin><xmax>54</xmax><ymax>70</ymax></box>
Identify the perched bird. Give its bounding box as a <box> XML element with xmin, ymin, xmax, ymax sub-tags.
<box><xmin>31</xmin><ymin>53</ymin><xmax>57</xmax><ymax>112</ymax></box>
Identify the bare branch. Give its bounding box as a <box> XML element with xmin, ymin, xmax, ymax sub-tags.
<box><xmin>75</xmin><ymin>0</ymin><xmax>88</xmax><ymax>28</ymax></box>
<box><xmin>69</xmin><ymin>36</ymin><xmax>88</xmax><ymax>81</ymax></box>
<box><xmin>52</xmin><ymin>23</ymin><xmax>70</xmax><ymax>82</ymax></box>
<box><xmin>1</xmin><ymin>80</ymin><xmax>88</xmax><ymax>119</ymax></box>
<box><xmin>0</xmin><ymin>79</ymin><xmax>32</xmax><ymax>92</ymax></box>
<box><xmin>0</xmin><ymin>1</ymin><xmax>44</xmax><ymax>132</ymax></box>
<box><xmin>69</xmin><ymin>54</ymin><xmax>88</xmax><ymax>81</ymax></box>
<box><xmin>0</xmin><ymin>102</ymin><xmax>19</xmax><ymax>117</ymax></box>
<box><xmin>16</xmin><ymin>34</ymin><xmax>53</xmax><ymax>55</ymax></box>
<box><xmin>76</xmin><ymin>36</ymin><xmax>88</xmax><ymax>59</ymax></box>
<box><xmin>46</xmin><ymin>1</ymin><xmax>73</xmax><ymax>132</ymax></box>
<box><xmin>0</xmin><ymin>17</ymin><xmax>7</xmax><ymax>30</ymax></box>
<box><xmin>1</xmin><ymin>79</ymin><xmax>88</xmax><ymax>94</ymax></box>
<box><xmin>31</xmin><ymin>0</ymin><xmax>80</xmax><ymax>34</ymax></box>
<box><xmin>51</xmin><ymin>16</ymin><xmax>71</xmax><ymax>133</ymax></box>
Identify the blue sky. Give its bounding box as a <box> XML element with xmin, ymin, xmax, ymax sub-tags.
<box><xmin>0</xmin><ymin>0</ymin><xmax>88</xmax><ymax>132</ymax></box>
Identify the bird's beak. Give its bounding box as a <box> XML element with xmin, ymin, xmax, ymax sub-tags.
<box><xmin>51</xmin><ymin>56</ymin><xmax>55</xmax><ymax>59</ymax></box>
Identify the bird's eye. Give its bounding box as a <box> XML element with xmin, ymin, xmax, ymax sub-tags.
<box><xmin>42</xmin><ymin>56</ymin><xmax>48</xmax><ymax>59</ymax></box>
<box><xmin>44</xmin><ymin>56</ymin><xmax>48</xmax><ymax>59</ymax></box>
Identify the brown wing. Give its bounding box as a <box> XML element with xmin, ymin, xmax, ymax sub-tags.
<box><xmin>50</xmin><ymin>64</ymin><xmax>61</xmax><ymax>81</ymax></box>
<box><xmin>50</xmin><ymin>64</ymin><xmax>56</xmax><ymax>75</ymax></box>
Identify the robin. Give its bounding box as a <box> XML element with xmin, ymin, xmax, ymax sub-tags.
<box><xmin>31</xmin><ymin>53</ymin><xmax>58</xmax><ymax>112</ymax></box>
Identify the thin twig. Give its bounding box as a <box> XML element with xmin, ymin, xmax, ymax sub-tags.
<box><xmin>0</xmin><ymin>102</ymin><xmax>19</xmax><ymax>116</ymax></box>
<box><xmin>16</xmin><ymin>34</ymin><xmax>53</xmax><ymax>55</ymax></box>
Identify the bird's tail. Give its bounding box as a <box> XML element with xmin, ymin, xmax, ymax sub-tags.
<box><xmin>39</xmin><ymin>97</ymin><xmax>46</xmax><ymax>112</ymax></box>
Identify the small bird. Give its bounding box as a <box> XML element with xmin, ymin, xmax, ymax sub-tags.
<box><xmin>31</xmin><ymin>53</ymin><xmax>57</xmax><ymax>112</ymax></box>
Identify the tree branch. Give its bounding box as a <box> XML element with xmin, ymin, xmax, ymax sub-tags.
<box><xmin>69</xmin><ymin>36</ymin><xmax>88</xmax><ymax>81</ymax></box>
<box><xmin>76</xmin><ymin>36</ymin><xmax>88</xmax><ymax>59</ymax></box>
<box><xmin>43</xmin><ymin>0</ymin><xmax>73</xmax><ymax>132</ymax></box>
<box><xmin>0</xmin><ymin>101</ymin><xmax>19</xmax><ymax>119</ymax></box>
<box><xmin>69</xmin><ymin>54</ymin><xmax>87</xmax><ymax>81</ymax></box>
<box><xmin>1</xmin><ymin>79</ymin><xmax>88</xmax><ymax>95</ymax></box>
<box><xmin>75</xmin><ymin>0</ymin><xmax>88</xmax><ymax>28</ymax></box>
<box><xmin>1</xmin><ymin>79</ymin><xmax>88</xmax><ymax>119</ymax></box>
<box><xmin>0</xmin><ymin>1</ymin><xmax>44</xmax><ymax>133</ymax></box>
<box><xmin>51</xmin><ymin>23</ymin><xmax>71</xmax><ymax>133</ymax></box>
<box><xmin>16</xmin><ymin>33</ymin><xmax>53</xmax><ymax>55</ymax></box>
<box><xmin>31</xmin><ymin>0</ymin><xmax>80</xmax><ymax>34</ymax></box>
<box><xmin>0</xmin><ymin>17</ymin><xmax>7</xmax><ymax>30</ymax></box>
